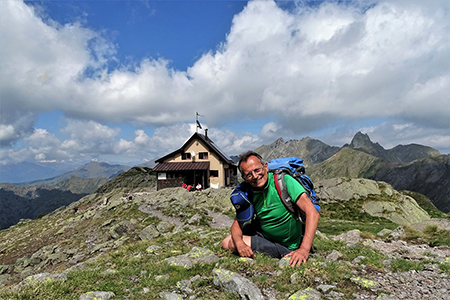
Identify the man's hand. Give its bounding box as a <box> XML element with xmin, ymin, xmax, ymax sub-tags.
<box><xmin>284</xmin><ymin>247</ymin><xmax>309</xmax><ymax>266</ymax></box>
<box><xmin>284</xmin><ymin>191</ymin><xmax>319</xmax><ymax>267</ymax></box>
<box><xmin>235</xmin><ymin>240</ymin><xmax>255</xmax><ymax>258</ymax></box>
<box><xmin>229</xmin><ymin>219</ymin><xmax>254</xmax><ymax>258</ymax></box>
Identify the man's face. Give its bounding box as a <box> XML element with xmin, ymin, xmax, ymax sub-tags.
<box><xmin>240</xmin><ymin>155</ymin><xmax>269</xmax><ymax>189</ymax></box>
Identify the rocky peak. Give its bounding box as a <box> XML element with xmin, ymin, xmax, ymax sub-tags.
<box><xmin>345</xmin><ymin>132</ymin><xmax>441</xmax><ymax>164</ymax></box>
<box><xmin>346</xmin><ymin>132</ymin><xmax>386</xmax><ymax>158</ymax></box>
<box><xmin>270</xmin><ymin>137</ymin><xmax>285</xmax><ymax>149</ymax></box>
<box><xmin>349</xmin><ymin>132</ymin><xmax>374</xmax><ymax>148</ymax></box>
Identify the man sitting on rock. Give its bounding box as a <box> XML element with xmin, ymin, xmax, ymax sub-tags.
<box><xmin>221</xmin><ymin>151</ymin><xmax>320</xmax><ymax>266</ymax></box>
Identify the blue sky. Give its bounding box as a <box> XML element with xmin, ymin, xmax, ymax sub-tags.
<box><xmin>1</xmin><ymin>0</ymin><xmax>449</xmax><ymax>167</ymax></box>
<box><xmin>38</xmin><ymin>1</ymin><xmax>248</xmax><ymax>71</ymax></box>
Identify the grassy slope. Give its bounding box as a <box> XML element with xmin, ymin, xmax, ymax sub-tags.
<box><xmin>1</xmin><ymin>184</ymin><xmax>450</xmax><ymax>300</ymax></box>
<box><xmin>308</xmin><ymin>148</ymin><xmax>387</xmax><ymax>181</ymax></box>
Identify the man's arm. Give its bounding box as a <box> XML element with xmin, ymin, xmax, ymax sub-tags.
<box><xmin>285</xmin><ymin>192</ymin><xmax>320</xmax><ymax>266</ymax></box>
<box><xmin>230</xmin><ymin>219</ymin><xmax>255</xmax><ymax>258</ymax></box>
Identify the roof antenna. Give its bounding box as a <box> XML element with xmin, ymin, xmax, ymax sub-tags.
<box><xmin>196</xmin><ymin>112</ymin><xmax>204</xmax><ymax>133</ymax></box>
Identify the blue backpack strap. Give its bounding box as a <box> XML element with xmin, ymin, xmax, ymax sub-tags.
<box><xmin>273</xmin><ymin>170</ymin><xmax>294</xmax><ymax>213</ymax></box>
<box><xmin>273</xmin><ymin>170</ymin><xmax>306</xmax><ymax>224</ymax></box>
<box><xmin>292</xmin><ymin>173</ymin><xmax>320</xmax><ymax>211</ymax></box>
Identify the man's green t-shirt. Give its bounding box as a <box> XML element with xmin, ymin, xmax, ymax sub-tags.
<box><xmin>252</xmin><ymin>173</ymin><xmax>306</xmax><ymax>250</ymax></box>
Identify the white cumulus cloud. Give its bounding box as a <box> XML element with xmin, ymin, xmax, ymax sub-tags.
<box><xmin>1</xmin><ymin>0</ymin><xmax>449</xmax><ymax>165</ymax></box>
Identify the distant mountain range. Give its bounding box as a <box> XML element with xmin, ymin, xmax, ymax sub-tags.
<box><xmin>255</xmin><ymin>132</ymin><xmax>441</xmax><ymax>166</ymax></box>
<box><xmin>1</xmin><ymin>132</ymin><xmax>448</xmax><ymax>230</ymax></box>
<box><xmin>343</xmin><ymin>132</ymin><xmax>441</xmax><ymax>164</ymax></box>
<box><xmin>0</xmin><ymin>162</ymin><xmax>131</xmax><ymax>230</ymax></box>
<box><xmin>19</xmin><ymin>161</ymin><xmax>131</xmax><ymax>186</ymax></box>
<box><xmin>0</xmin><ymin>161</ymin><xmax>131</xmax><ymax>184</ymax></box>
<box><xmin>0</xmin><ymin>161</ymin><xmax>75</xmax><ymax>184</ymax></box>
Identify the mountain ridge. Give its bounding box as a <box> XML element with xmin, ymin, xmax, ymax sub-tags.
<box><xmin>0</xmin><ymin>161</ymin><xmax>130</xmax><ymax>230</ymax></box>
<box><xmin>304</xmin><ymin>136</ymin><xmax>449</xmax><ymax>213</ymax></box>
<box><xmin>1</xmin><ymin>132</ymin><xmax>447</xmax><ymax>231</ymax></box>
<box><xmin>256</xmin><ymin>132</ymin><xmax>447</xmax><ymax>213</ymax></box>
<box><xmin>254</xmin><ymin>131</ymin><xmax>441</xmax><ymax>168</ymax></box>
<box><xmin>18</xmin><ymin>161</ymin><xmax>131</xmax><ymax>186</ymax></box>
<box><xmin>343</xmin><ymin>132</ymin><xmax>441</xmax><ymax>164</ymax></box>
<box><xmin>0</xmin><ymin>176</ymin><xmax>110</xmax><ymax>230</ymax></box>
<box><xmin>0</xmin><ymin>161</ymin><xmax>74</xmax><ymax>184</ymax></box>
<box><xmin>372</xmin><ymin>154</ymin><xmax>450</xmax><ymax>213</ymax></box>
<box><xmin>254</xmin><ymin>136</ymin><xmax>341</xmax><ymax>167</ymax></box>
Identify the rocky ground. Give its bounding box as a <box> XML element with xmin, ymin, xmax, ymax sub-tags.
<box><xmin>1</xmin><ymin>186</ymin><xmax>450</xmax><ymax>300</ymax></box>
<box><xmin>152</xmin><ymin>228</ymin><xmax>450</xmax><ymax>300</ymax></box>
<box><xmin>327</xmin><ymin>230</ymin><xmax>450</xmax><ymax>300</ymax></box>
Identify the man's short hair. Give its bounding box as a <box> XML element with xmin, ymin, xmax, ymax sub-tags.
<box><xmin>237</xmin><ymin>151</ymin><xmax>265</xmax><ymax>174</ymax></box>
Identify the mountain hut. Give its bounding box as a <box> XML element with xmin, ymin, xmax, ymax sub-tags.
<box><xmin>152</xmin><ymin>130</ymin><xmax>237</xmax><ymax>191</ymax></box>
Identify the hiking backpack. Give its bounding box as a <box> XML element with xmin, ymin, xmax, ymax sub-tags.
<box><xmin>267</xmin><ymin>157</ymin><xmax>320</xmax><ymax>223</ymax></box>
